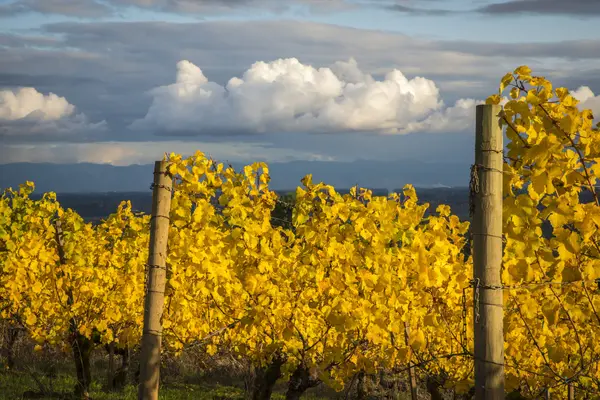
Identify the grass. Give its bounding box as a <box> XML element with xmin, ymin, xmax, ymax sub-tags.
<box><xmin>0</xmin><ymin>370</ymin><xmax>331</xmax><ymax>400</ymax></box>
<box><xmin>0</xmin><ymin>343</ymin><xmax>410</xmax><ymax>400</ymax></box>
<box><xmin>0</xmin><ymin>370</ymin><xmax>240</xmax><ymax>399</ymax></box>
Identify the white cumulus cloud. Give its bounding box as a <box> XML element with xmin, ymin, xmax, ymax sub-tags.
<box><xmin>0</xmin><ymin>87</ymin><xmax>106</xmax><ymax>138</ymax></box>
<box><xmin>572</xmin><ymin>86</ymin><xmax>600</xmax><ymax>120</ymax></box>
<box><xmin>131</xmin><ymin>58</ymin><xmax>482</xmax><ymax>135</ymax></box>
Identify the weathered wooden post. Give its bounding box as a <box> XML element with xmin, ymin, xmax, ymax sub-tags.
<box><xmin>403</xmin><ymin>323</ymin><xmax>418</xmax><ymax>400</ymax></box>
<box><xmin>107</xmin><ymin>342</ymin><xmax>115</xmax><ymax>390</ymax></box>
<box><xmin>472</xmin><ymin>104</ymin><xmax>505</xmax><ymax>399</ymax></box>
<box><xmin>568</xmin><ymin>383</ymin><xmax>575</xmax><ymax>400</ymax></box>
<box><xmin>138</xmin><ymin>161</ymin><xmax>172</xmax><ymax>400</ymax></box>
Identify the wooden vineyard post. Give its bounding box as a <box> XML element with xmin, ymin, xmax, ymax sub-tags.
<box><xmin>568</xmin><ymin>383</ymin><xmax>575</xmax><ymax>400</ymax></box>
<box><xmin>403</xmin><ymin>323</ymin><xmax>418</xmax><ymax>400</ymax></box>
<box><xmin>472</xmin><ymin>104</ymin><xmax>505</xmax><ymax>399</ymax></box>
<box><xmin>107</xmin><ymin>342</ymin><xmax>115</xmax><ymax>390</ymax></box>
<box><xmin>138</xmin><ymin>161</ymin><xmax>172</xmax><ymax>400</ymax></box>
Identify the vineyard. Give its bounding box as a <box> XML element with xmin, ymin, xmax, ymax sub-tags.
<box><xmin>1</xmin><ymin>66</ymin><xmax>600</xmax><ymax>400</ymax></box>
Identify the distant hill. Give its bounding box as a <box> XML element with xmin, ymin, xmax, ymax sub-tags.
<box><xmin>1</xmin><ymin>163</ymin><xmax>151</xmax><ymax>193</ymax></box>
<box><xmin>0</xmin><ymin>159</ymin><xmax>471</xmax><ymax>193</ymax></box>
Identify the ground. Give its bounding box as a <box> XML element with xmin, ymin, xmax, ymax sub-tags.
<box><xmin>0</xmin><ymin>370</ymin><xmax>333</xmax><ymax>399</ymax></box>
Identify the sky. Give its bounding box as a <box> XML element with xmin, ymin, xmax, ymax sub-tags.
<box><xmin>1</xmin><ymin>0</ymin><xmax>600</xmax><ymax>188</ymax></box>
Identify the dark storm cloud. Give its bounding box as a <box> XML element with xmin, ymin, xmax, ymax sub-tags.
<box><xmin>477</xmin><ymin>0</ymin><xmax>600</xmax><ymax>16</ymax></box>
<box><xmin>35</xmin><ymin>20</ymin><xmax>518</xmax><ymax>77</ymax></box>
<box><xmin>0</xmin><ymin>33</ymin><xmax>62</xmax><ymax>49</ymax></box>
<box><xmin>384</xmin><ymin>1</ymin><xmax>455</xmax><ymax>16</ymax></box>
<box><xmin>0</xmin><ymin>72</ymin><xmax>103</xmax><ymax>88</ymax></box>
<box><xmin>0</xmin><ymin>0</ymin><xmax>352</xmax><ymax>17</ymax></box>
<box><xmin>381</xmin><ymin>0</ymin><xmax>600</xmax><ymax>17</ymax></box>
<box><xmin>387</xmin><ymin>5</ymin><xmax>452</xmax><ymax>15</ymax></box>
<box><xmin>0</xmin><ymin>0</ymin><xmax>113</xmax><ymax>18</ymax></box>
<box><xmin>0</xmin><ymin>118</ymin><xmax>107</xmax><ymax>143</ymax></box>
<box><xmin>2</xmin><ymin>0</ymin><xmax>600</xmax><ymax>18</ymax></box>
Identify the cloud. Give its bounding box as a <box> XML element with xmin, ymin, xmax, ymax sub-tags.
<box><xmin>0</xmin><ymin>0</ymin><xmax>113</xmax><ymax>18</ymax></box>
<box><xmin>384</xmin><ymin>0</ymin><xmax>456</xmax><ymax>16</ymax></box>
<box><xmin>404</xmin><ymin>98</ymin><xmax>483</xmax><ymax>133</ymax></box>
<box><xmin>131</xmin><ymin>57</ymin><xmax>482</xmax><ymax>135</ymax></box>
<box><xmin>572</xmin><ymin>86</ymin><xmax>600</xmax><ymax>120</ymax></box>
<box><xmin>0</xmin><ymin>87</ymin><xmax>106</xmax><ymax>139</ymax></box>
<box><xmin>477</xmin><ymin>0</ymin><xmax>600</xmax><ymax>16</ymax></box>
<box><xmin>385</xmin><ymin>0</ymin><xmax>600</xmax><ymax>17</ymax></box>
<box><xmin>387</xmin><ymin>4</ymin><xmax>452</xmax><ymax>15</ymax></box>
<box><xmin>0</xmin><ymin>140</ymin><xmax>336</xmax><ymax>165</ymax></box>
<box><xmin>0</xmin><ymin>0</ymin><xmax>352</xmax><ymax>17</ymax></box>
<box><xmin>0</xmin><ymin>19</ymin><xmax>597</xmax><ymax>150</ymax></box>
<box><xmin>0</xmin><ymin>87</ymin><xmax>74</xmax><ymax>121</ymax></box>
<box><xmin>2</xmin><ymin>0</ymin><xmax>599</xmax><ymax>19</ymax></box>
<box><xmin>107</xmin><ymin>0</ymin><xmax>354</xmax><ymax>14</ymax></box>
<box><xmin>0</xmin><ymin>33</ymin><xmax>62</xmax><ymax>49</ymax></box>
<box><xmin>437</xmin><ymin>39</ymin><xmax>600</xmax><ymax>61</ymax></box>
<box><xmin>0</xmin><ymin>20</ymin><xmax>517</xmax><ymax>142</ymax></box>
<box><xmin>1</xmin><ymin>19</ymin><xmax>580</xmax><ymax>129</ymax></box>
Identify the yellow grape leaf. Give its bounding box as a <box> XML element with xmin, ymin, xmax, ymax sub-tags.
<box><xmin>548</xmin><ymin>212</ymin><xmax>567</xmax><ymax>229</ymax></box>
<box><xmin>547</xmin><ymin>345</ymin><xmax>566</xmax><ymax>363</ymax></box>
<box><xmin>526</xmin><ymin>90</ymin><xmax>541</xmax><ymax>105</ymax></box>
<box><xmin>31</xmin><ymin>281</ymin><xmax>43</xmax><ymax>294</ymax></box>
<box><xmin>562</xmin><ymin>95</ymin><xmax>578</xmax><ymax>107</ymax></box>
<box><xmin>542</xmin><ymin>303</ymin><xmax>560</xmax><ymax>326</ymax></box>
<box><xmin>509</xmin><ymin>87</ymin><xmax>520</xmax><ymax>99</ymax></box>
<box><xmin>423</xmin><ymin>314</ymin><xmax>437</xmax><ymax>327</ymax></box>
<box><xmin>509</xmin><ymin>259</ymin><xmax>534</xmax><ymax>282</ymax></box>
<box><xmin>26</xmin><ymin>313</ymin><xmax>37</xmax><ymax>325</ymax></box>
<box><xmin>583</xmin><ymin>263</ymin><xmax>600</xmax><ymax>280</ymax></box>
<box><xmin>514</xmin><ymin>65</ymin><xmax>532</xmax><ymax>76</ymax></box>
<box><xmin>531</xmin><ymin>172</ymin><xmax>547</xmax><ymax>197</ymax></box>
<box><xmin>555</xmin><ymin>87</ymin><xmax>569</xmax><ymax>100</ymax></box>
<box><xmin>301</xmin><ymin>174</ymin><xmax>313</xmax><ymax>187</ymax></box>
<box><xmin>565</xmin><ymin>231</ymin><xmax>581</xmax><ymax>255</ymax></box>
<box><xmin>408</xmin><ymin>329</ymin><xmax>426</xmax><ymax>351</ymax></box>
<box><xmin>500</xmin><ymin>73</ymin><xmax>513</xmax><ymax>93</ymax></box>
<box><xmin>486</xmin><ymin>94</ymin><xmax>501</xmax><ymax>105</ymax></box>
<box><xmin>561</xmin><ymin>265</ymin><xmax>582</xmax><ymax>282</ymax></box>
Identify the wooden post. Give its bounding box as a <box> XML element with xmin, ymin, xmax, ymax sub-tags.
<box><xmin>568</xmin><ymin>383</ymin><xmax>575</xmax><ymax>400</ymax></box>
<box><xmin>107</xmin><ymin>342</ymin><xmax>115</xmax><ymax>390</ymax></box>
<box><xmin>472</xmin><ymin>104</ymin><xmax>505</xmax><ymax>399</ymax></box>
<box><xmin>403</xmin><ymin>323</ymin><xmax>418</xmax><ymax>400</ymax></box>
<box><xmin>138</xmin><ymin>161</ymin><xmax>172</xmax><ymax>400</ymax></box>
